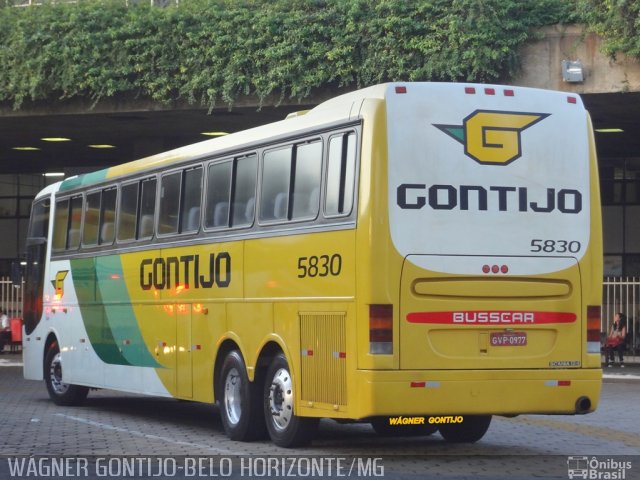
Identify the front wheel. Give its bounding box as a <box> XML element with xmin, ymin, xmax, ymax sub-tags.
<box><xmin>44</xmin><ymin>343</ymin><xmax>89</xmax><ymax>406</ymax></box>
<box><xmin>264</xmin><ymin>353</ymin><xmax>318</xmax><ymax>447</ymax></box>
<box><xmin>438</xmin><ymin>415</ymin><xmax>492</xmax><ymax>443</ymax></box>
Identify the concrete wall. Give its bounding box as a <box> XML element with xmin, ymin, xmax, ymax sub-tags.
<box><xmin>513</xmin><ymin>25</ymin><xmax>640</xmax><ymax>94</ymax></box>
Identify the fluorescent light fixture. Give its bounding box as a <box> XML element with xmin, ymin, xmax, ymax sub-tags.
<box><xmin>595</xmin><ymin>128</ymin><xmax>624</xmax><ymax>133</ymax></box>
<box><xmin>12</xmin><ymin>146</ymin><xmax>40</xmax><ymax>151</ymax></box>
<box><xmin>41</xmin><ymin>137</ymin><xmax>71</xmax><ymax>142</ymax></box>
<box><xmin>43</xmin><ymin>172</ymin><xmax>65</xmax><ymax>177</ymax></box>
<box><xmin>200</xmin><ymin>132</ymin><xmax>228</xmax><ymax>136</ymax></box>
<box><xmin>20</xmin><ymin>261</ymin><xmax>27</xmax><ymax>266</ymax></box>
<box><xmin>88</xmin><ymin>144</ymin><xmax>116</xmax><ymax>149</ymax></box>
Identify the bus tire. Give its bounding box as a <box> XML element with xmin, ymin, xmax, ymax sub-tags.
<box><xmin>44</xmin><ymin>343</ymin><xmax>89</xmax><ymax>406</ymax></box>
<box><xmin>218</xmin><ymin>350</ymin><xmax>266</xmax><ymax>441</ymax></box>
<box><xmin>264</xmin><ymin>353</ymin><xmax>318</xmax><ymax>448</ymax></box>
<box><xmin>370</xmin><ymin>417</ymin><xmax>438</xmax><ymax>437</ymax></box>
<box><xmin>438</xmin><ymin>415</ymin><xmax>492</xmax><ymax>443</ymax></box>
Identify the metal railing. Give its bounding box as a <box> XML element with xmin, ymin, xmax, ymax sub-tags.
<box><xmin>0</xmin><ymin>277</ymin><xmax>23</xmax><ymax>318</ymax></box>
<box><xmin>0</xmin><ymin>275</ymin><xmax>637</xmax><ymax>353</ymax></box>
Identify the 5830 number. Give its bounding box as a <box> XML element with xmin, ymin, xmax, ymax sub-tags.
<box><xmin>530</xmin><ymin>239</ymin><xmax>581</xmax><ymax>253</ymax></box>
<box><xmin>297</xmin><ymin>254</ymin><xmax>342</xmax><ymax>278</ymax></box>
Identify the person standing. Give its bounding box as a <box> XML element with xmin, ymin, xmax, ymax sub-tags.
<box><xmin>604</xmin><ymin>312</ymin><xmax>627</xmax><ymax>367</ymax></box>
<box><xmin>0</xmin><ymin>310</ymin><xmax>10</xmax><ymax>354</ymax></box>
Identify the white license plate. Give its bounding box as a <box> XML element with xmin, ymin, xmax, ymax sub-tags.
<box><xmin>490</xmin><ymin>332</ymin><xmax>527</xmax><ymax>346</ymax></box>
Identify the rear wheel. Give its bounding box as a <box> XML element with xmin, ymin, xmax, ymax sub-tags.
<box><xmin>264</xmin><ymin>353</ymin><xmax>318</xmax><ymax>447</ymax></box>
<box><xmin>438</xmin><ymin>415</ymin><xmax>492</xmax><ymax>443</ymax></box>
<box><xmin>370</xmin><ymin>417</ymin><xmax>438</xmax><ymax>437</ymax></box>
<box><xmin>44</xmin><ymin>343</ymin><xmax>89</xmax><ymax>406</ymax></box>
<box><xmin>218</xmin><ymin>350</ymin><xmax>266</xmax><ymax>441</ymax></box>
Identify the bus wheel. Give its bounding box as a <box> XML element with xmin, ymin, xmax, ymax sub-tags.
<box><xmin>370</xmin><ymin>417</ymin><xmax>438</xmax><ymax>437</ymax></box>
<box><xmin>264</xmin><ymin>353</ymin><xmax>318</xmax><ymax>447</ymax></box>
<box><xmin>218</xmin><ymin>350</ymin><xmax>266</xmax><ymax>441</ymax></box>
<box><xmin>438</xmin><ymin>415</ymin><xmax>492</xmax><ymax>443</ymax></box>
<box><xmin>44</xmin><ymin>344</ymin><xmax>89</xmax><ymax>406</ymax></box>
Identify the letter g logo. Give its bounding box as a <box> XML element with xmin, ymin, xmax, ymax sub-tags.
<box><xmin>435</xmin><ymin>110</ymin><xmax>550</xmax><ymax>165</ymax></box>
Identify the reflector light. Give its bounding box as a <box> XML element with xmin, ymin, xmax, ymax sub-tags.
<box><xmin>587</xmin><ymin>306</ymin><xmax>601</xmax><ymax>341</ymax></box>
<box><xmin>482</xmin><ymin>265</ymin><xmax>491</xmax><ymax>274</ymax></box>
<box><xmin>395</xmin><ymin>86</ymin><xmax>407</xmax><ymax>94</ymax></box>
<box><xmin>465</xmin><ymin>87</ymin><xmax>476</xmax><ymax>94</ymax></box>
<box><xmin>491</xmin><ymin>265</ymin><xmax>500</xmax><ymax>274</ymax></box>
<box><xmin>587</xmin><ymin>305</ymin><xmax>602</xmax><ymax>352</ymax></box>
<box><xmin>545</xmin><ymin>380</ymin><xmax>571</xmax><ymax>387</ymax></box>
<box><xmin>567</xmin><ymin>96</ymin><xmax>577</xmax><ymax>104</ymax></box>
<box><xmin>411</xmin><ymin>381</ymin><xmax>426</xmax><ymax>388</ymax></box>
<box><xmin>484</xmin><ymin>88</ymin><xmax>495</xmax><ymax>95</ymax></box>
<box><xmin>500</xmin><ymin>265</ymin><xmax>509</xmax><ymax>274</ymax></box>
<box><xmin>370</xmin><ymin>304</ymin><xmax>393</xmax><ymax>354</ymax></box>
<box><xmin>504</xmin><ymin>89</ymin><xmax>515</xmax><ymax>96</ymax></box>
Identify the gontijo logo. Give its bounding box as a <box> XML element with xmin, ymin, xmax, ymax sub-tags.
<box><xmin>51</xmin><ymin>270</ymin><xmax>68</xmax><ymax>299</ymax></box>
<box><xmin>434</xmin><ymin>110</ymin><xmax>550</xmax><ymax>165</ymax></box>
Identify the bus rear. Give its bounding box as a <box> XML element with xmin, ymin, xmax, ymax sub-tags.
<box><xmin>357</xmin><ymin>83</ymin><xmax>602</xmax><ymax>439</ymax></box>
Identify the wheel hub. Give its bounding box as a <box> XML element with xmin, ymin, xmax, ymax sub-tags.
<box><xmin>268</xmin><ymin>368</ymin><xmax>293</xmax><ymax>431</ymax></box>
<box><xmin>224</xmin><ymin>367</ymin><xmax>242</xmax><ymax>425</ymax></box>
<box><xmin>49</xmin><ymin>352</ymin><xmax>69</xmax><ymax>395</ymax></box>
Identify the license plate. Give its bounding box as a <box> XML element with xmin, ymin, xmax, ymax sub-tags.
<box><xmin>490</xmin><ymin>331</ymin><xmax>527</xmax><ymax>346</ymax></box>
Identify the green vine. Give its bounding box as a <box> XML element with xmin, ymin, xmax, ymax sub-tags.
<box><xmin>0</xmin><ymin>0</ymin><xmax>579</xmax><ymax>111</ymax></box>
<box><xmin>580</xmin><ymin>0</ymin><xmax>640</xmax><ymax>59</ymax></box>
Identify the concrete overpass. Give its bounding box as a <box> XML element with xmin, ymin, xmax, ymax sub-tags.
<box><xmin>2</xmin><ymin>25</ymin><xmax>640</xmax><ymax>176</ymax></box>
<box><xmin>1</xmin><ymin>25</ymin><xmax>640</xmax><ymax>276</ymax></box>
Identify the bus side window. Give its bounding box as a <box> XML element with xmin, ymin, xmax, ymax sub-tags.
<box><xmin>260</xmin><ymin>147</ymin><xmax>292</xmax><ymax>222</ymax></box>
<box><xmin>53</xmin><ymin>199</ymin><xmax>69</xmax><ymax>252</ymax></box>
<box><xmin>205</xmin><ymin>161</ymin><xmax>232</xmax><ymax>229</ymax></box>
<box><xmin>159</xmin><ymin>172</ymin><xmax>181</xmax><ymax>235</ymax></box>
<box><xmin>83</xmin><ymin>191</ymin><xmax>101</xmax><ymax>247</ymax></box>
<box><xmin>326</xmin><ymin>132</ymin><xmax>357</xmax><ymax>217</ymax></box>
<box><xmin>67</xmin><ymin>195</ymin><xmax>83</xmax><ymax>250</ymax></box>
<box><xmin>291</xmin><ymin>141</ymin><xmax>322</xmax><ymax>220</ymax></box>
<box><xmin>180</xmin><ymin>166</ymin><xmax>203</xmax><ymax>233</ymax></box>
<box><xmin>100</xmin><ymin>187</ymin><xmax>117</xmax><ymax>245</ymax></box>
<box><xmin>139</xmin><ymin>178</ymin><xmax>157</xmax><ymax>239</ymax></box>
<box><xmin>118</xmin><ymin>182</ymin><xmax>139</xmax><ymax>242</ymax></box>
<box><xmin>232</xmin><ymin>154</ymin><xmax>257</xmax><ymax>227</ymax></box>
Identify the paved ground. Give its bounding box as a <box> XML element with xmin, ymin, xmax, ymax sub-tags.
<box><xmin>0</xmin><ymin>352</ymin><xmax>638</xmax><ymax>480</ymax></box>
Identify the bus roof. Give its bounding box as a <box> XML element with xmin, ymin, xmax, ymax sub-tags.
<box><xmin>57</xmin><ymin>82</ymin><xmax>584</xmax><ymax>193</ymax></box>
<box><xmin>58</xmin><ymin>84</ymin><xmax>389</xmax><ymax>193</ymax></box>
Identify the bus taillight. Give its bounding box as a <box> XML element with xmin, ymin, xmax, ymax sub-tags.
<box><xmin>369</xmin><ymin>304</ymin><xmax>393</xmax><ymax>354</ymax></box>
<box><xmin>586</xmin><ymin>305</ymin><xmax>601</xmax><ymax>354</ymax></box>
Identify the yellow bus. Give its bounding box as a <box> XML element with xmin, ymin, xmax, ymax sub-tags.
<box><xmin>23</xmin><ymin>82</ymin><xmax>602</xmax><ymax>447</ymax></box>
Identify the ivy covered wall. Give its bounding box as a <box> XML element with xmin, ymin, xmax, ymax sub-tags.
<box><xmin>0</xmin><ymin>0</ymin><xmax>613</xmax><ymax>111</ymax></box>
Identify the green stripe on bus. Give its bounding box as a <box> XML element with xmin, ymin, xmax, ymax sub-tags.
<box><xmin>96</xmin><ymin>256</ymin><xmax>161</xmax><ymax>368</ymax></box>
<box><xmin>71</xmin><ymin>257</ymin><xmax>131</xmax><ymax>366</ymax></box>
<box><xmin>59</xmin><ymin>169</ymin><xmax>109</xmax><ymax>192</ymax></box>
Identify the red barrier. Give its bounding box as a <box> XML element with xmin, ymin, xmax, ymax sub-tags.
<box><xmin>10</xmin><ymin>317</ymin><xmax>22</xmax><ymax>343</ymax></box>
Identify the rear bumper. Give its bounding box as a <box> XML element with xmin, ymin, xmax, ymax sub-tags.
<box><xmin>349</xmin><ymin>368</ymin><xmax>602</xmax><ymax>419</ymax></box>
